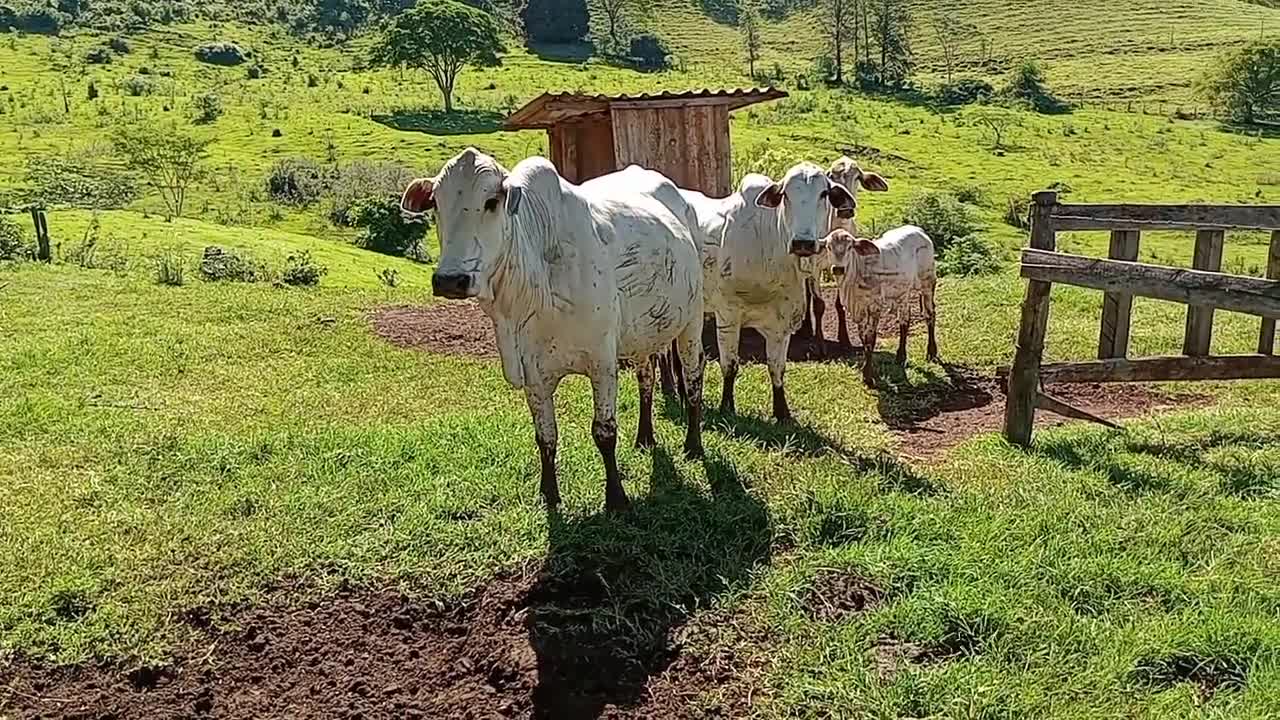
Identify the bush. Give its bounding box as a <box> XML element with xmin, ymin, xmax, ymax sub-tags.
<box><xmin>0</xmin><ymin>5</ymin><xmax>15</xmax><ymax>31</ymax></box>
<box><xmin>328</xmin><ymin>160</ymin><xmax>415</xmax><ymax>225</ymax></box>
<box><xmin>1198</xmin><ymin>39</ymin><xmax>1280</xmax><ymax>124</ymax></box>
<box><xmin>952</xmin><ymin>182</ymin><xmax>987</xmax><ymax>206</ymax></box>
<box><xmin>246</xmin><ymin>64</ymin><xmax>264</xmax><ymax>79</ymax></box>
<box><xmin>63</xmin><ymin>215</ymin><xmax>129</xmax><ymax>273</ymax></box>
<box><xmin>628</xmin><ymin>33</ymin><xmax>671</xmax><ymax>70</ymax></box>
<box><xmin>521</xmin><ymin>0</ymin><xmax>587</xmax><ymax>44</ymax></box>
<box><xmin>121</xmin><ymin>75</ymin><xmax>154</xmax><ymax>96</ymax></box>
<box><xmin>1003</xmin><ymin>194</ymin><xmax>1030</xmax><ymax>230</ymax></box>
<box><xmin>87</xmin><ymin>80</ymin><xmax>98</xmax><ymax>100</ymax></box>
<box><xmin>266</xmin><ymin>157</ymin><xmax>329</xmax><ymax>206</ymax></box>
<box><xmin>1005</xmin><ymin>59</ymin><xmax>1069</xmax><ymax>114</ymax></box>
<box><xmin>0</xmin><ymin>215</ymin><xmax>31</xmax><ymax>260</ymax></box>
<box><xmin>15</xmin><ymin>6</ymin><xmax>65</xmax><ymax>34</ymax></box>
<box><xmin>376</xmin><ymin>267</ymin><xmax>399</xmax><ymax>287</ymax></box>
<box><xmin>155</xmin><ymin>250</ymin><xmax>185</xmax><ymax>286</ymax></box>
<box><xmin>193</xmin><ymin>92</ymin><xmax>223</xmax><ymax>124</ymax></box>
<box><xmin>344</xmin><ymin>194</ymin><xmax>429</xmax><ymax>258</ymax></box>
<box><xmin>108</xmin><ymin>36</ymin><xmax>131</xmax><ymax>54</ymax></box>
<box><xmin>194</xmin><ymin>41</ymin><xmax>248</xmax><ymax>66</ymax></box>
<box><xmin>281</xmin><ymin>250</ymin><xmax>327</xmax><ymax>286</ymax></box>
<box><xmin>937</xmin><ymin>234</ymin><xmax>1002</xmax><ymax>277</ymax></box>
<box><xmin>937</xmin><ymin>78</ymin><xmax>994</xmax><ymax>106</ymax></box>
<box><xmin>85</xmin><ymin>47</ymin><xmax>113</xmax><ymax>65</ymax></box>
<box><xmin>199</xmin><ymin>246</ymin><xmax>269</xmax><ymax>282</ymax></box>
<box><xmin>900</xmin><ymin>190</ymin><xmax>981</xmax><ymax>254</ymax></box>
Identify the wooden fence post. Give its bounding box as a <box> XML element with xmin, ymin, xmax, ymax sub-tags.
<box><xmin>1004</xmin><ymin>190</ymin><xmax>1058</xmax><ymax>447</ymax></box>
<box><xmin>31</xmin><ymin>207</ymin><xmax>51</xmax><ymax>263</ymax></box>
<box><xmin>1260</xmin><ymin>230</ymin><xmax>1280</xmax><ymax>355</ymax></box>
<box><xmin>1098</xmin><ymin>229</ymin><xmax>1140</xmax><ymax>358</ymax></box>
<box><xmin>1183</xmin><ymin>229</ymin><xmax>1225</xmax><ymax>356</ymax></box>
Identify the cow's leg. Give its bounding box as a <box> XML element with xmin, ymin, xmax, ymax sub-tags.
<box><xmin>923</xmin><ymin>278</ymin><xmax>941</xmax><ymax>364</ymax></box>
<box><xmin>588</xmin><ymin>364</ymin><xmax>627</xmax><ymax>512</ymax></box>
<box><xmin>657</xmin><ymin>352</ymin><xmax>677</xmax><ymax>396</ymax></box>
<box><xmin>763</xmin><ymin>328</ymin><xmax>793</xmax><ymax>422</ymax></box>
<box><xmin>716</xmin><ymin>315</ymin><xmax>742</xmax><ymax>416</ymax></box>
<box><xmin>524</xmin><ymin>379</ymin><xmax>562</xmax><ymax>509</ymax></box>
<box><xmin>675</xmin><ymin>321</ymin><xmax>705</xmax><ymax>459</ymax></box>
<box><xmin>835</xmin><ymin>290</ymin><xmax>851</xmax><ymax>348</ymax></box>
<box><xmin>895</xmin><ymin>302</ymin><xmax>911</xmax><ymax>367</ymax></box>
<box><xmin>796</xmin><ymin>281</ymin><xmax>814</xmax><ymax>338</ymax></box>
<box><xmin>670</xmin><ymin>338</ymin><xmax>687</xmax><ymax>403</ymax></box>
<box><xmin>860</xmin><ymin>311</ymin><xmax>879</xmax><ymax>387</ymax></box>
<box><xmin>811</xmin><ymin>284</ymin><xmax>827</xmax><ymax>347</ymax></box>
<box><xmin>636</xmin><ymin>357</ymin><xmax>657</xmax><ymax>450</ymax></box>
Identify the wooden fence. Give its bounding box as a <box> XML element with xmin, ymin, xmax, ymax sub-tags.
<box><xmin>1</xmin><ymin>205</ymin><xmax>51</xmax><ymax>262</ymax></box>
<box><xmin>1002</xmin><ymin>191</ymin><xmax>1280</xmax><ymax>446</ymax></box>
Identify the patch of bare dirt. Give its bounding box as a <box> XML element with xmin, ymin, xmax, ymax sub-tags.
<box><xmin>1</xmin><ymin>573</ymin><xmax>770</xmax><ymax>720</ymax></box>
<box><xmin>370</xmin><ymin>302</ymin><xmax>497</xmax><ymax>359</ymax></box>
<box><xmin>800</xmin><ymin>571</ymin><xmax>886</xmax><ymax>622</ymax></box>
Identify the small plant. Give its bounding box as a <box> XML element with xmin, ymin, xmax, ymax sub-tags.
<box><xmin>0</xmin><ymin>215</ymin><xmax>32</xmax><ymax>260</ymax></box>
<box><xmin>901</xmin><ymin>190</ymin><xmax>981</xmax><ymax>255</ymax></box>
<box><xmin>1003</xmin><ymin>194</ymin><xmax>1031</xmax><ymax>229</ymax></box>
<box><xmin>108</xmin><ymin>37</ymin><xmax>131</xmax><ymax>54</ymax></box>
<box><xmin>376</xmin><ymin>267</ymin><xmax>399</xmax><ymax>287</ymax></box>
<box><xmin>155</xmin><ymin>250</ymin><xmax>185</xmax><ymax>286</ymax></box>
<box><xmin>194</xmin><ymin>42</ymin><xmax>248</xmax><ymax>66</ymax></box>
<box><xmin>85</xmin><ymin>47</ymin><xmax>113</xmax><ymax>65</ymax></box>
<box><xmin>246</xmin><ymin>64</ymin><xmax>265</xmax><ymax>80</ymax></box>
<box><xmin>193</xmin><ymin>91</ymin><xmax>223</xmax><ymax>124</ymax></box>
<box><xmin>307</xmin><ymin>73</ymin><xmax>319</xmax><ymax>88</ymax></box>
<box><xmin>199</xmin><ymin>246</ymin><xmax>269</xmax><ymax>282</ymax></box>
<box><xmin>937</xmin><ymin>234</ymin><xmax>1002</xmax><ymax>277</ymax></box>
<box><xmin>340</xmin><ymin>194</ymin><xmax>429</xmax><ymax>258</ymax></box>
<box><xmin>281</xmin><ymin>250</ymin><xmax>327</xmax><ymax>286</ymax></box>
<box><xmin>86</xmin><ymin>81</ymin><xmax>98</xmax><ymax>101</ymax></box>
<box><xmin>937</xmin><ymin>78</ymin><xmax>994</xmax><ymax>106</ymax></box>
<box><xmin>266</xmin><ymin>157</ymin><xmax>329</xmax><ymax>206</ymax></box>
<box><xmin>122</xmin><ymin>75</ymin><xmax>154</xmax><ymax>97</ymax></box>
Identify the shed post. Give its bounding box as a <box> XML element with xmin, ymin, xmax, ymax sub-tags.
<box><xmin>1004</xmin><ymin>190</ymin><xmax>1058</xmax><ymax>447</ymax></box>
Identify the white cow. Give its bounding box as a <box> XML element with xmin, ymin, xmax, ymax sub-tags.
<box><xmin>400</xmin><ymin>149</ymin><xmax>706</xmax><ymax>512</ymax></box>
<box><xmin>822</xmin><ymin>226</ymin><xmax>940</xmax><ymax>386</ymax></box>
<box><xmin>682</xmin><ymin>163</ymin><xmax>857</xmax><ymax>420</ymax></box>
<box><xmin>799</xmin><ymin>156</ymin><xmax>891</xmax><ymax>346</ymax></box>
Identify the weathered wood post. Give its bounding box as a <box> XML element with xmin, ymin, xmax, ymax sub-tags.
<box><xmin>30</xmin><ymin>207</ymin><xmax>51</xmax><ymax>263</ymax></box>
<box><xmin>1004</xmin><ymin>190</ymin><xmax>1058</xmax><ymax>447</ymax></box>
<box><xmin>1182</xmin><ymin>229</ymin><xmax>1225</xmax><ymax>356</ymax></box>
<box><xmin>1260</xmin><ymin>230</ymin><xmax>1280</xmax><ymax>355</ymax></box>
<box><xmin>1098</xmin><ymin>229</ymin><xmax>1140</xmax><ymax>358</ymax></box>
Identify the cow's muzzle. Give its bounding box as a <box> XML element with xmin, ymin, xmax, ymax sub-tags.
<box><xmin>432</xmin><ymin>272</ymin><xmax>472</xmax><ymax>299</ymax></box>
<box><xmin>790</xmin><ymin>239</ymin><xmax>819</xmax><ymax>257</ymax></box>
<box><xmin>832</xmin><ymin>265</ymin><xmax>846</xmax><ymax>277</ymax></box>
<box><xmin>836</xmin><ymin>207</ymin><xmax>856</xmax><ymax>220</ymax></box>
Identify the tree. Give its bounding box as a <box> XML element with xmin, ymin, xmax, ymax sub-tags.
<box><xmin>870</xmin><ymin>0</ymin><xmax>912</xmax><ymax>87</ymax></box>
<box><xmin>522</xmin><ymin>0</ymin><xmax>588</xmax><ymax>45</ymax></box>
<box><xmin>591</xmin><ymin>0</ymin><xmax>649</xmax><ymax>52</ymax></box>
<box><xmin>112</xmin><ymin>122</ymin><xmax>213</xmax><ymax>220</ymax></box>
<box><xmin>1005</xmin><ymin>59</ymin><xmax>1068</xmax><ymax>114</ymax></box>
<box><xmin>1199</xmin><ymin>39</ymin><xmax>1280</xmax><ymax>124</ymax></box>
<box><xmin>740</xmin><ymin>0</ymin><xmax>761</xmax><ymax>78</ymax></box>
<box><xmin>931</xmin><ymin>8</ymin><xmax>975</xmax><ymax>84</ymax></box>
<box><xmin>964</xmin><ymin>105</ymin><xmax>1023</xmax><ymax>151</ymax></box>
<box><xmin>820</xmin><ymin>0</ymin><xmax>857</xmax><ymax>84</ymax></box>
<box><xmin>373</xmin><ymin>0</ymin><xmax>503</xmax><ymax>114</ymax></box>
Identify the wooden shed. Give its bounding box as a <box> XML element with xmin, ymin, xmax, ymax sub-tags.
<box><xmin>504</xmin><ymin>88</ymin><xmax>787</xmax><ymax>198</ymax></box>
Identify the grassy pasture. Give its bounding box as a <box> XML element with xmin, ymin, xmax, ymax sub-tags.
<box><xmin>2</xmin><ymin>3</ymin><xmax>1280</xmax><ymax>716</ymax></box>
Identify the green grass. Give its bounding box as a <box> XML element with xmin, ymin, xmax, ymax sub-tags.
<box><xmin>2</xmin><ymin>5</ymin><xmax>1280</xmax><ymax>717</ymax></box>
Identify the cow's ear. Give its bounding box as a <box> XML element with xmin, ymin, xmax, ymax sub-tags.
<box><xmin>504</xmin><ymin>184</ymin><xmax>524</xmax><ymax>216</ymax></box>
<box><xmin>852</xmin><ymin>238</ymin><xmax>880</xmax><ymax>257</ymax></box>
<box><xmin>755</xmin><ymin>183</ymin><xmax>784</xmax><ymax>209</ymax></box>
<box><xmin>401</xmin><ymin>178</ymin><xmax>435</xmax><ymax>214</ymax></box>
<box><xmin>828</xmin><ymin>182</ymin><xmax>856</xmax><ymax>211</ymax></box>
<box><xmin>861</xmin><ymin>172</ymin><xmax>889</xmax><ymax>192</ymax></box>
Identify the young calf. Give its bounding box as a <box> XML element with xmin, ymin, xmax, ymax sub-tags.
<box><xmin>822</xmin><ymin>226</ymin><xmax>940</xmax><ymax>385</ymax></box>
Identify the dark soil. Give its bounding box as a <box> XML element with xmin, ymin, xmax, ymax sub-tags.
<box><xmin>800</xmin><ymin>571</ymin><xmax>885</xmax><ymax>622</ymax></box>
<box><xmin>370</xmin><ymin>302</ymin><xmax>499</xmax><ymax>359</ymax></box>
<box><xmin>1</xmin><ymin>573</ymin><xmax>765</xmax><ymax>720</ymax></box>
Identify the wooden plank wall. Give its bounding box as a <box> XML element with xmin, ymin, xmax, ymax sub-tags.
<box><xmin>549</xmin><ymin>114</ymin><xmax>616</xmax><ymax>185</ymax></box>
<box><xmin>611</xmin><ymin>105</ymin><xmax>732</xmax><ymax>197</ymax></box>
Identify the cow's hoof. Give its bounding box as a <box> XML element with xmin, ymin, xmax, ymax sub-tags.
<box><xmin>635</xmin><ymin>435</ymin><xmax>657</xmax><ymax>450</ymax></box>
<box><xmin>862</xmin><ymin>373</ymin><xmax>877</xmax><ymax>388</ymax></box>
<box><xmin>927</xmin><ymin>353</ymin><xmax>942</xmax><ymax>365</ymax></box>
<box><xmin>605</xmin><ymin>494</ymin><xmax>632</xmax><ymax>513</ymax></box>
<box><xmin>542</xmin><ymin>491</ymin><xmax>561</xmax><ymax>509</ymax></box>
<box><xmin>683</xmin><ymin>441</ymin><xmax>705</xmax><ymax>460</ymax></box>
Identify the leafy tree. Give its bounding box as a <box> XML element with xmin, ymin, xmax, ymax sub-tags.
<box><xmin>112</xmin><ymin>122</ymin><xmax>213</xmax><ymax>220</ymax></box>
<box><xmin>297</xmin><ymin>0</ymin><xmax>371</xmax><ymax>40</ymax></box>
<box><xmin>964</xmin><ymin>104</ymin><xmax>1023</xmax><ymax>151</ymax></box>
<box><xmin>820</xmin><ymin>0</ymin><xmax>857</xmax><ymax>84</ymax></box>
<box><xmin>931</xmin><ymin>8</ymin><xmax>975</xmax><ymax>84</ymax></box>
<box><xmin>1199</xmin><ymin>39</ymin><xmax>1280</xmax><ymax>124</ymax></box>
<box><xmin>740</xmin><ymin>0</ymin><xmax>761</xmax><ymax>78</ymax></box>
<box><xmin>870</xmin><ymin>0</ymin><xmax>911</xmax><ymax>87</ymax></box>
<box><xmin>522</xmin><ymin>0</ymin><xmax>588</xmax><ymax>44</ymax></box>
<box><xmin>373</xmin><ymin>0</ymin><xmax>503</xmax><ymax>113</ymax></box>
<box><xmin>591</xmin><ymin>0</ymin><xmax>649</xmax><ymax>52</ymax></box>
<box><xmin>1005</xmin><ymin>59</ymin><xmax>1068</xmax><ymax>113</ymax></box>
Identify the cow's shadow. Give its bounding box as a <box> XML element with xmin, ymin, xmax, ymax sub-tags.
<box><xmin>524</xmin><ymin>447</ymin><xmax>771</xmax><ymax>718</ymax></box>
<box><xmin>872</xmin><ymin>362</ymin><xmax>995</xmax><ymax>431</ymax></box>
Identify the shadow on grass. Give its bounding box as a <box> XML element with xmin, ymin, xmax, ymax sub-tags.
<box><xmin>526</xmin><ymin>41</ymin><xmax>596</xmax><ymax>64</ymax></box>
<box><xmin>873</xmin><ymin>363</ymin><xmax>994</xmax><ymax>431</ymax></box>
<box><xmin>370</xmin><ymin>109</ymin><xmax>505</xmax><ymax>136</ymax></box>
<box><xmin>524</xmin><ymin>447</ymin><xmax>770</xmax><ymax>718</ymax></box>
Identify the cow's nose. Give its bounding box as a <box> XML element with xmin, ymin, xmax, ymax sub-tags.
<box><xmin>832</xmin><ymin>266</ymin><xmax>846</xmax><ymax>277</ymax></box>
<box><xmin>836</xmin><ymin>206</ymin><xmax>857</xmax><ymax>220</ymax></box>
<box><xmin>790</xmin><ymin>239</ymin><xmax>818</xmax><ymax>257</ymax></box>
<box><xmin>432</xmin><ymin>272</ymin><xmax>471</xmax><ymax>299</ymax></box>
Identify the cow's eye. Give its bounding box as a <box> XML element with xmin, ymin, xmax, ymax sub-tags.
<box><xmin>484</xmin><ymin>197</ymin><xmax>499</xmax><ymax>212</ymax></box>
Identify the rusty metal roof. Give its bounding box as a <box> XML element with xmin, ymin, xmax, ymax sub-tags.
<box><xmin>504</xmin><ymin>88</ymin><xmax>787</xmax><ymax>129</ymax></box>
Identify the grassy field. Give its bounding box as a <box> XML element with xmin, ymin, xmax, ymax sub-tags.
<box><xmin>3</xmin><ymin>2</ymin><xmax>1280</xmax><ymax>717</ymax></box>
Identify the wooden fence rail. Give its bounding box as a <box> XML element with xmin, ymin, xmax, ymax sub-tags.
<box><xmin>1003</xmin><ymin>191</ymin><xmax>1280</xmax><ymax>447</ymax></box>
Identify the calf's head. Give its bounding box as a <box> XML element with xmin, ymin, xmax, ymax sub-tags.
<box><xmin>756</xmin><ymin>162</ymin><xmax>856</xmax><ymax>256</ymax></box>
<box><xmin>822</xmin><ymin>229</ymin><xmax>880</xmax><ymax>278</ymax></box>
<box><xmin>826</xmin><ymin>156</ymin><xmax>889</xmax><ymax>220</ymax></box>
<box><xmin>402</xmin><ymin>148</ymin><xmax>515</xmax><ymax>301</ymax></box>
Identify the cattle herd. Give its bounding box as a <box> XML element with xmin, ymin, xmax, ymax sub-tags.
<box><xmin>400</xmin><ymin>148</ymin><xmax>939</xmax><ymax>511</ymax></box>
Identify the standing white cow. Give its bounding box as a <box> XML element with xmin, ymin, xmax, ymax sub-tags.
<box><xmin>683</xmin><ymin>163</ymin><xmax>857</xmax><ymax>420</ymax></box>
<box><xmin>799</xmin><ymin>156</ymin><xmax>891</xmax><ymax>346</ymax></box>
<box><xmin>400</xmin><ymin>149</ymin><xmax>706</xmax><ymax>512</ymax></box>
<box><xmin>822</xmin><ymin>226</ymin><xmax>940</xmax><ymax>386</ymax></box>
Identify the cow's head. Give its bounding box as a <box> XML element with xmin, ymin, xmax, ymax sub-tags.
<box><xmin>823</xmin><ymin>229</ymin><xmax>880</xmax><ymax>278</ymax></box>
<box><xmin>403</xmin><ymin>148</ymin><xmax>513</xmax><ymax>301</ymax></box>
<box><xmin>755</xmin><ymin>162</ymin><xmax>856</xmax><ymax>257</ymax></box>
<box><xmin>826</xmin><ymin>156</ymin><xmax>889</xmax><ymax>220</ymax></box>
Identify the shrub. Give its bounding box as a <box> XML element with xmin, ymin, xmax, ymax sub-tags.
<box><xmin>629</xmin><ymin>33</ymin><xmax>671</xmax><ymax>70</ymax></box>
<box><xmin>266</xmin><ymin>157</ymin><xmax>329</xmax><ymax>206</ymax></box>
<box><xmin>344</xmin><ymin>194</ymin><xmax>429</xmax><ymax>258</ymax></box>
<box><xmin>937</xmin><ymin>78</ymin><xmax>994</xmax><ymax>106</ymax></box>
<box><xmin>521</xmin><ymin>0</ymin><xmax>588</xmax><ymax>44</ymax></box>
<box><xmin>199</xmin><ymin>246</ymin><xmax>268</xmax><ymax>282</ymax></box>
<box><xmin>193</xmin><ymin>92</ymin><xmax>223</xmax><ymax>124</ymax></box>
<box><xmin>1005</xmin><ymin>59</ymin><xmax>1069</xmax><ymax>114</ymax></box>
<box><xmin>0</xmin><ymin>215</ymin><xmax>31</xmax><ymax>260</ymax></box>
<box><xmin>376</xmin><ymin>267</ymin><xmax>399</xmax><ymax>287</ymax></box>
<box><xmin>952</xmin><ymin>183</ymin><xmax>987</xmax><ymax>206</ymax></box>
<box><xmin>121</xmin><ymin>75</ymin><xmax>154</xmax><ymax>96</ymax></box>
<box><xmin>155</xmin><ymin>250</ymin><xmax>185</xmax><ymax>286</ymax></box>
<box><xmin>1003</xmin><ymin>194</ymin><xmax>1030</xmax><ymax>229</ymax></box>
<box><xmin>64</xmin><ymin>215</ymin><xmax>130</xmax><ymax>273</ymax></box>
<box><xmin>108</xmin><ymin>36</ymin><xmax>131</xmax><ymax>54</ymax></box>
<box><xmin>86</xmin><ymin>80</ymin><xmax>98</xmax><ymax>100</ymax></box>
<box><xmin>281</xmin><ymin>250</ymin><xmax>327</xmax><ymax>286</ymax></box>
<box><xmin>85</xmin><ymin>47</ymin><xmax>113</xmax><ymax>65</ymax></box>
<box><xmin>194</xmin><ymin>42</ymin><xmax>248</xmax><ymax>66</ymax></box>
<box><xmin>937</xmin><ymin>234</ymin><xmax>1002</xmax><ymax>277</ymax></box>
<box><xmin>307</xmin><ymin>73</ymin><xmax>319</xmax><ymax>88</ymax></box>
<box><xmin>1198</xmin><ymin>39</ymin><xmax>1280</xmax><ymax>124</ymax></box>
<box><xmin>246</xmin><ymin>64</ymin><xmax>264</xmax><ymax>79</ymax></box>
<box><xmin>0</xmin><ymin>5</ymin><xmax>15</xmax><ymax>31</ymax></box>
<box><xmin>15</xmin><ymin>6</ymin><xmax>65</xmax><ymax>34</ymax></box>
<box><xmin>328</xmin><ymin>160</ymin><xmax>416</xmax><ymax>225</ymax></box>
<box><xmin>901</xmin><ymin>190</ymin><xmax>981</xmax><ymax>254</ymax></box>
